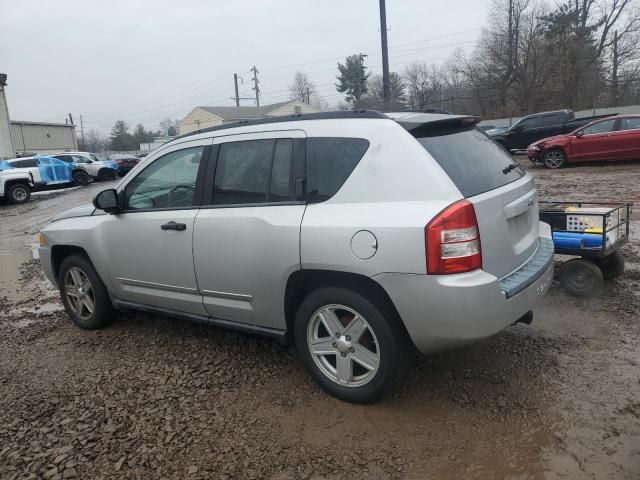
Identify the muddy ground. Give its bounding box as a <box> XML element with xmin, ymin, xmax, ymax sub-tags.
<box><xmin>0</xmin><ymin>162</ymin><xmax>639</xmax><ymax>479</ymax></box>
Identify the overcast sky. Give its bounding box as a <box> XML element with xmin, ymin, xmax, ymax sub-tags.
<box><xmin>1</xmin><ymin>0</ymin><xmax>489</xmax><ymax>134</ymax></box>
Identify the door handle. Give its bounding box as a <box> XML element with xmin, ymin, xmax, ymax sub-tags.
<box><xmin>161</xmin><ymin>221</ymin><xmax>187</xmax><ymax>231</ymax></box>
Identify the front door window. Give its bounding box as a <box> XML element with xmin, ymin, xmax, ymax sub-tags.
<box><xmin>123</xmin><ymin>146</ymin><xmax>204</xmax><ymax>210</ymax></box>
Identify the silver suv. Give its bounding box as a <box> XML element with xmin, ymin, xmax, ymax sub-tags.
<box><xmin>38</xmin><ymin>111</ymin><xmax>554</xmax><ymax>403</ymax></box>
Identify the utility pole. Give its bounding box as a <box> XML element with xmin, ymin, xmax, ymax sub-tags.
<box><xmin>250</xmin><ymin>66</ymin><xmax>260</xmax><ymax>107</ymax></box>
<box><xmin>79</xmin><ymin>115</ymin><xmax>86</xmax><ymax>148</ymax></box>
<box><xmin>305</xmin><ymin>87</ymin><xmax>311</xmax><ymax>104</ymax></box>
<box><xmin>233</xmin><ymin>74</ymin><xmax>240</xmax><ymax>107</ymax></box>
<box><xmin>68</xmin><ymin>113</ymin><xmax>74</xmax><ymax>125</ymax></box>
<box><xmin>379</xmin><ymin>0</ymin><xmax>390</xmax><ymax>106</ymax></box>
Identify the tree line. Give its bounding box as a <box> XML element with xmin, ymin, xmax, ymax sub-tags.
<box><xmin>77</xmin><ymin>118</ymin><xmax>178</xmax><ymax>153</ymax></box>
<box><xmin>291</xmin><ymin>0</ymin><xmax>640</xmax><ymax>119</ymax></box>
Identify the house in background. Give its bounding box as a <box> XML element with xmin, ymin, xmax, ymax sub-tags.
<box><xmin>178</xmin><ymin>100</ymin><xmax>320</xmax><ymax>135</ymax></box>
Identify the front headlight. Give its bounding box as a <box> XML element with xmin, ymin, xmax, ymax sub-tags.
<box><xmin>38</xmin><ymin>233</ymin><xmax>45</xmax><ymax>247</ymax></box>
<box><xmin>529</xmin><ymin>145</ymin><xmax>540</xmax><ymax>151</ymax></box>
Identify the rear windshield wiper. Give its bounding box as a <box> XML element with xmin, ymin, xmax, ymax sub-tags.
<box><xmin>502</xmin><ymin>163</ymin><xmax>518</xmax><ymax>175</ymax></box>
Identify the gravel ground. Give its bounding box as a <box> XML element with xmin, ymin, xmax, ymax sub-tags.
<box><xmin>0</xmin><ymin>162</ymin><xmax>639</xmax><ymax>479</ymax></box>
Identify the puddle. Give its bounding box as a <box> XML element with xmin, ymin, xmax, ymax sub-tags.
<box><xmin>0</xmin><ymin>248</ymin><xmax>36</xmax><ymax>303</ymax></box>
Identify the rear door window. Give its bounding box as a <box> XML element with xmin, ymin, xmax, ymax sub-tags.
<box><xmin>414</xmin><ymin>127</ymin><xmax>524</xmax><ymax>198</ymax></box>
<box><xmin>213</xmin><ymin>139</ymin><xmax>274</xmax><ymax>205</ymax></box>
<box><xmin>619</xmin><ymin>117</ymin><xmax>640</xmax><ymax>131</ymax></box>
<box><xmin>518</xmin><ymin>117</ymin><xmax>540</xmax><ymax>130</ymax></box>
<box><xmin>583</xmin><ymin>119</ymin><xmax>616</xmax><ymax>135</ymax></box>
<box><xmin>540</xmin><ymin>113</ymin><xmax>564</xmax><ymax>127</ymax></box>
<box><xmin>305</xmin><ymin>138</ymin><xmax>369</xmax><ymax>202</ymax></box>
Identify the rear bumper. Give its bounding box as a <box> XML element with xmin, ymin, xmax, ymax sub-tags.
<box><xmin>375</xmin><ymin>224</ymin><xmax>554</xmax><ymax>354</ymax></box>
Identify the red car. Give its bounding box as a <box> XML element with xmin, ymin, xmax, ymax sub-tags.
<box><xmin>527</xmin><ymin>114</ymin><xmax>640</xmax><ymax>168</ymax></box>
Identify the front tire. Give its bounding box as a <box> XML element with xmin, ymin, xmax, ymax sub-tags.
<box><xmin>58</xmin><ymin>254</ymin><xmax>115</xmax><ymax>329</ymax></box>
<box><xmin>7</xmin><ymin>183</ymin><xmax>31</xmax><ymax>204</ymax></box>
<box><xmin>294</xmin><ymin>287</ymin><xmax>407</xmax><ymax>403</ymax></box>
<box><xmin>543</xmin><ymin>149</ymin><xmax>567</xmax><ymax>169</ymax></box>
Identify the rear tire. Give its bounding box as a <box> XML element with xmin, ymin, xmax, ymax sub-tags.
<box><xmin>543</xmin><ymin>149</ymin><xmax>567</xmax><ymax>169</ymax></box>
<box><xmin>6</xmin><ymin>183</ymin><xmax>31</xmax><ymax>204</ymax></box>
<box><xmin>596</xmin><ymin>251</ymin><xmax>625</xmax><ymax>280</ymax></box>
<box><xmin>294</xmin><ymin>286</ymin><xmax>408</xmax><ymax>403</ymax></box>
<box><xmin>58</xmin><ymin>254</ymin><xmax>115</xmax><ymax>329</ymax></box>
<box><xmin>72</xmin><ymin>170</ymin><xmax>90</xmax><ymax>186</ymax></box>
<box><xmin>559</xmin><ymin>259</ymin><xmax>603</xmax><ymax>297</ymax></box>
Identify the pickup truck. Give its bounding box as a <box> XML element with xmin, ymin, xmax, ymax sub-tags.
<box><xmin>487</xmin><ymin>109</ymin><xmax>616</xmax><ymax>152</ymax></box>
<box><xmin>0</xmin><ymin>160</ymin><xmax>34</xmax><ymax>204</ymax></box>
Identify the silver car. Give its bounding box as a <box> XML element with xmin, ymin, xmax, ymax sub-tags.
<box><xmin>38</xmin><ymin>111</ymin><xmax>554</xmax><ymax>403</ymax></box>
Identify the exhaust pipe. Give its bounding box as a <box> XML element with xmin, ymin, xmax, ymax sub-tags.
<box><xmin>514</xmin><ymin>310</ymin><xmax>533</xmax><ymax>326</ymax></box>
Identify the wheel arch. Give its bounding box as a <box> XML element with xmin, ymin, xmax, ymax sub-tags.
<box><xmin>51</xmin><ymin>245</ymin><xmax>91</xmax><ymax>279</ymax></box>
<box><xmin>283</xmin><ymin>269</ymin><xmax>413</xmax><ymax>347</ymax></box>
<box><xmin>4</xmin><ymin>179</ymin><xmax>32</xmax><ymax>191</ymax></box>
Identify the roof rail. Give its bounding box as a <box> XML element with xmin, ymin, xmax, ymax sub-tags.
<box><xmin>173</xmin><ymin>110</ymin><xmax>388</xmax><ymax>141</ymax></box>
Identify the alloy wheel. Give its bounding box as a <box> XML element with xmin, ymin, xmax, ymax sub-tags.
<box><xmin>306</xmin><ymin>304</ymin><xmax>380</xmax><ymax>388</ymax></box>
<box><xmin>545</xmin><ymin>151</ymin><xmax>564</xmax><ymax>168</ymax></box>
<box><xmin>64</xmin><ymin>267</ymin><xmax>95</xmax><ymax>320</ymax></box>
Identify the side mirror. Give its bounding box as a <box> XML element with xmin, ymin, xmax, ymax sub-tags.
<box><xmin>93</xmin><ymin>189</ymin><xmax>119</xmax><ymax>213</ymax></box>
<box><xmin>575</xmin><ymin>130</ymin><xmax>584</xmax><ymax>138</ymax></box>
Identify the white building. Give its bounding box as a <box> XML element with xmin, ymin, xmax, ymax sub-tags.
<box><xmin>178</xmin><ymin>100</ymin><xmax>320</xmax><ymax>135</ymax></box>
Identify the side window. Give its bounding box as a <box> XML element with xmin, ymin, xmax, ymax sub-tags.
<box><xmin>213</xmin><ymin>139</ymin><xmax>274</xmax><ymax>205</ymax></box>
<box><xmin>306</xmin><ymin>137</ymin><xmax>370</xmax><ymax>203</ymax></box>
<box><xmin>270</xmin><ymin>139</ymin><xmax>293</xmax><ymax>201</ymax></box>
<box><xmin>619</xmin><ymin>117</ymin><xmax>640</xmax><ymax>131</ymax></box>
<box><xmin>518</xmin><ymin>117</ymin><xmax>540</xmax><ymax>130</ymax></box>
<box><xmin>12</xmin><ymin>159</ymin><xmax>38</xmax><ymax>168</ymax></box>
<box><xmin>124</xmin><ymin>146</ymin><xmax>203</xmax><ymax>210</ymax></box>
<box><xmin>583</xmin><ymin>119</ymin><xmax>616</xmax><ymax>135</ymax></box>
<box><xmin>540</xmin><ymin>114</ymin><xmax>563</xmax><ymax>127</ymax></box>
<box><xmin>53</xmin><ymin>155</ymin><xmax>73</xmax><ymax>163</ymax></box>
<box><xmin>72</xmin><ymin>155</ymin><xmax>90</xmax><ymax>164</ymax></box>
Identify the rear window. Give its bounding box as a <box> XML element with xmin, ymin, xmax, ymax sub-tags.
<box><xmin>415</xmin><ymin>127</ymin><xmax>524</xmax><ymax>198</ymax></box>
<box><xmin>306</xmin><ymin>137</ymin><xmax>369</xmax><ymax>202</ymax></box>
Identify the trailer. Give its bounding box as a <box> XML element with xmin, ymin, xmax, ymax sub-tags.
<box><xmin>539</xmin><ymin>201</ymin><xmax>632</xmax><ymax>297</ymax></box>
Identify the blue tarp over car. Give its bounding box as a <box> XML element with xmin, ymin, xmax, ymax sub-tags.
<box><xmin>34</xmin><ymin>156</ymin><xmax>74</xmax><ymax>184</ymax></box>
<box><xmin>0</xmin><ymin>160</ymin><xmax>15</xmax><ymax>170</ymax></box>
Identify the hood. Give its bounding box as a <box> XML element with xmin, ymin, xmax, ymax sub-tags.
<box><xmin>485</xmin><ymin>127</ymin><xmax>509</xmax><ymax>136</ymax></box>
<box><xmin>531</xmin><ymin>134</ymin><xmax>569</xmax><ymax>147</ymax></box>
<box><xmin>95</xmin><ymin>160</ymin><xmax>119</xmax><ymax>169</ymax></box>
<box><xmin>51</xmin><ymin>204</ymin><xmax>96</xmax><ymax>222</ymax></box>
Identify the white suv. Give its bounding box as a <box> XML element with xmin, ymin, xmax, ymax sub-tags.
<box><xmin>38</xmin><ymin>111</ymin><xmax>554</xmax><ymax>402</ymax></box>
<box><xmin>50</xmin><ymin>152</ymin><xmax>119</xmax><ymax>183</ymax></box>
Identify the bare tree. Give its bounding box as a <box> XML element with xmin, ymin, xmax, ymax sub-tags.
<box><xmin>361</xmin><ymin>73</ymin><xmax>406</xmax><ymax>110</ymax></box>
<box><xmin>289</xmin><ymin>71</ymin><xmax>316</xmax><ymax>104</ymax></box>
<box><xmin>403</xmin><ymin>62</ymin><xmax>443</xmax><ymax>109</ymax></box>
<box><xmin>85</xmin><ymin>129</ymin><xmax>106</xmax><ymax>154</ymax></box>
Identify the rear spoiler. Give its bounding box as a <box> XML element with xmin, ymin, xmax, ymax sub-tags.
<box><xmin>390</xmin><ymin>114</ymin><xmax>481</xmax><ymax>133</ymax></box>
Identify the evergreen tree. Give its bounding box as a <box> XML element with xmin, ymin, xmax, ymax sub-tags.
<box><xmin>336</xmin><ymin>54</ymin><xmax>370</xmax><ymax>106</ymax></box>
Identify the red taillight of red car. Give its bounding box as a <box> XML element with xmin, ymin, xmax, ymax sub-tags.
<box><xmin>425</xmin><ymin>199</ymin><xmax>482</xmax><ymax>274</ymax></box>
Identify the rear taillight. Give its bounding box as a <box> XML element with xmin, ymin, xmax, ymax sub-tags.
<box><xmin>425</xmin><ymin>199</ymin><xmax>482</xmax><ymax>274</ymax></box>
